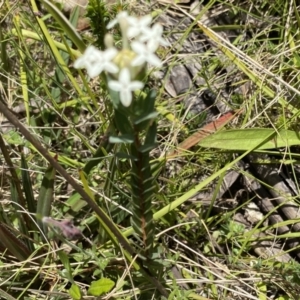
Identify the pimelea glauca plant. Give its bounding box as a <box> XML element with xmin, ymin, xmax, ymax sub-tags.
<box><xmin>74</xmin><ymin>11</ymin><xmax>168</xmax><ymax>257</ymax></box>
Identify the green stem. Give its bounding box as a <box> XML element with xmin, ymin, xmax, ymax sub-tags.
<box><xmin>130</xmin><ymin>126</ymin><xmax>155</xmax><ymax>257</ymax></box>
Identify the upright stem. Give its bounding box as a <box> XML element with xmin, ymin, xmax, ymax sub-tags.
<box><xmin>130</xmin><ymin>125</ymin><xmax>155</xmax><ymax>257</ymax></box>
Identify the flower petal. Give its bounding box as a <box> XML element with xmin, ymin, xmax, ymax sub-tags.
<box><xmin>145</xmin><ymin>53</ymin><xmax>162</xmax><ymax>67</ymax></box>
<box><xmin>87</xmin><ymin>64</ymin><xmax>104</xmax><ymax>78</ymax></box>
<box><xmin>74</xmin><ymin>45</ymin><xmax>101</xmax><ymax>69</ymax></box>
<box><xmin>129</xmin><ymin>81</ymin><xmax>144</xmax><ymax>90</ymax></box>
<box><xmin>127</xmin><ymin>14</ymin><xmax>152</xmax><ymax>39</ymax></box>
<box><xmin>139</xmin><ymin>23</ymin><xmax>169</xmax><ymax>50</ymax></box>
<box><xmin>107</xmin><ymin>11</ymin><xmax>130</xmax><ymax>29</ymax></box>
<box><xmin>104</xmin><ymin>62</ymin><xmax>119</xmax><ymax>74</ymax></box>
<box><xmin>108</xmin><ymin>68</ymin><xmax>144</xmax><ymax>107</ymax></box>
<box><xmin>131</xmin><ymin>56</ymin><xmax>146</xmax><ymax>67</ymax></box>
<box><xmin>118</xmin><ymin>68</ymin><xmax>131</xmax><ymax>85</ymax></box>
<box><xmin>104</xmin><ymin>47</ymin><xmax>118</xmax><ymax>60</ymax></box>
<box><xmin>131</xmin><ymin>41</ymin><xmax>162</xmax><ymax>67</ymax></box>
<box><xmin>120</xmin><ymin>90</ymin><xmax>132</xmax><ymax>107</ymax></box>
<box><xmin>73</xmin><ymin>56</ymin><xmax>86</xmax><ymax>69</ymax></box>
<box><xmin>74</xmin><ymin>45</ymin><xmax>119</xmax><ymax>77</ymax></box>
<box><xmin>108</xmin><ymin>80</ymin><xmax>122</xmax><ymax>92</ymax></box>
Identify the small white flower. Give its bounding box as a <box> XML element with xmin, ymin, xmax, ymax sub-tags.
<box><xmin>139</xmin><ymin>23</ymin><xmax>169</xmax><ymax>51</ymax></box>
<box><xmin>131</xmin><ymin>41</ymin><xmax>162</xmax><ymax>67</ymax></box>
<box><xmin>108</xmin><ymin>68</ymin><xmax>144</xmax><ymax>107</ymax></box>
<box><xmin>74</xmin><ymin>46</ymin><xmax>102</xmax><ymax>77</ymax></box>
<box><xmin>126</xmin><ymin>14</ymin><xmax>152</xmax><ymax>39</ymax></box>
<box><xmin>107</xmin><ymin>11</ymin><xmax>132</xmax><ymax>29</ymax></box>
<box><xmin>74</xmin><ymin>46</ymin><xmax>119</xmax><ymax>78</ymax></box>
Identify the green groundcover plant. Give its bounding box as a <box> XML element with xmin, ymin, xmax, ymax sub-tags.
<box><xmin>3</xmin><ymin>1</ymin><xmax>300</xmax><ymax>299</ymax></box>
<box><xmin>73</xmin><ymin>10</ymin><xmax>168</xmax><ymax>257</ymax></box>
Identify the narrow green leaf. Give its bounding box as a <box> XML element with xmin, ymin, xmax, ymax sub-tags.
<box><xmin>51</xmin><ymin>152</ymin><xmax>84</xmax><ymax>168</ymax></box>
<box><xmin>199</xmin><ymin>128</ymin><xmax>300</xmax><ymax>150</ymax></box>
<box><xmin>114</xmin><ymin>110</ymin><xmax>133</xmax><ymax>135</ymax></box>
<box><xmin>79</xmin><ymin>170</ymin><xmax>95</xmax><ymax>201</ymax></box>
<box><xmin>58</xmin><ymin>250</ymin><xmax>72</xmax><ymax>273</ymax></box>
<box><xmin>134</xmin><ymin>89</ymin><xmax>156</xmax><ymax>117</ymax></box>
<box><xmin>52</xmin><ymin>14</ymin><xmax>74</xmax><ymax>102</ymax></box>
<box><xmin>69</xmin><ymin>284</ymin><xmax>82</xmax><ymax>300</ymax></box>
<box><xmin>36</xmin><ymin>162</ymin><xmax>56</xmax><ymax>233</ymax></box>
<box><xmin>69</xmin><ymin>5</ymin><xmax>80</xmax><ymax>28</ymax></box>
<box><xmin>134</xmin><ymin>112</ymin><xmax>158</xmax><ymax>125</ymax></box>
<box><xmin>11</xmin><ymin>29</ymin><xmax>81</xmax><ymax>57</ymax></box>
<box><xmin>63</xmin><ymin>192</ymin><xmax>87</xmax><ymax>213</ymax></box>
<box><xmin>88</xmin><ymin>278</ymin><xmax>115</xmax><ymax>296</ymax></box>
<box><xmin>40</xmin><ymin>0</ymin><xmax>85</xmax><ymax>52</ymax></box>
<box><xmin>144</xmin><ymin>89</ymin><xmax>157</xmax><ymax>113</ymax></box>
<box><xmin>115</xmin><ymin>152</ymin><xmax>136</xmax><ymax>160</ymax></box>
<box><xmin>131</xmin><ymin>91</ymin><xmax>157</xmax><ymax>131</ymax></box>
<box><xmin>107</xmin><ymin>85</ymin><xmax>121</xmax><ymax>109</ymax></box>
<box><xmin>139</xmin><ymin>122</ymin><xmax>157</xmax><ymax>153</ymax></box>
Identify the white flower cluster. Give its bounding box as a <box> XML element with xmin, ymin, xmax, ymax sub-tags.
<box><xmin>74</xmin><ymin>11</ymin><xmax>169</xmax><ymax>107</ymax></box>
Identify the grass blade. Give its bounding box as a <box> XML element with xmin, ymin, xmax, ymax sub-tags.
<box><xmin>36</xmin><ymin>160</ymin><xmax>56</xmax><ymax>235</ymax></box>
